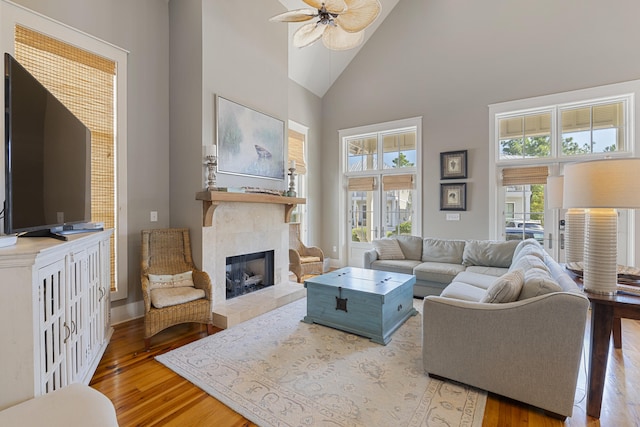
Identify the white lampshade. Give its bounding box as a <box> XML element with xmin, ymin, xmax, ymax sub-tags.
<box><xmin>546</xmin><ymin>175</ymin><xmax>564</xmax><ymax>209</ymax></box>
<box><xmin>563</xmin><ymin>158</ymin><xmax>640</xmax><ymax>209</ymax></box>
<box><xmin>563</xmin><ymin>158</ymin><xmax>640</xmax><ymax>294</ymax></box>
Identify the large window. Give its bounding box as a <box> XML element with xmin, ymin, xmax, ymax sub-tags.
<box><xmin>489</xmin><ymin>82</ymin><xmax>637</xmax><ymax>261</ymax></box>
<box><xmin>339</xmin><ymin>117</ymin><xmax>422</xmax><ymax>267</ymax></box>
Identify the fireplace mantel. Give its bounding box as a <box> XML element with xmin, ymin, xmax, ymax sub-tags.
<box><xmin>196</xmin><ymin>191</ymin><xmax>306</xmax><ymax>227</ymax></box>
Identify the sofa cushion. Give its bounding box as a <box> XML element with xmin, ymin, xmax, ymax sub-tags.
<box><xmin>462</xmin><ymin>240</ymin><xmax>519</xmax><ymax>268</ymax></box>
<box><xmin>509</xmin><ymin>254</ymin><xmax>550</xmax><ymax>274</ymax></box>
<box><xmin>372</xmin><ymin>238</ymin><xmax>405</xmax><ymax>260</ymax></box>
<box><xmin>440</xmin><ymin>282</ymin><xmax>486</xmax><ymax>302</ymax></box>
<box><xmin>392</xmin><ymin>235</ymin><xmax>424</xmax><ymax>260</ymax></box>
<box><xmin>148</xmin><ymin>271</ymin><xmax>194</xmax><ymax>290</ymax></box>
<box><xmin>452</xmin><ymin>271</ymin><xmax>501</xmax><ymax>290</ymax></box>
<box><xmin>518</xmin><ymin>268</ymin><xmax>563</xmax><ymax>300</ymax></box>
<box><xmin>413</xmin><ymin>262</ymin><xmax>466</xmax><ymax>284</ymax></box>
<box><xmin>512</xmin><ymin>239</ymin><xmax>546</xmax><ymax>262</ymax></box>
<box><xmin>465</xmin><ymin>265</ymin><xmax>509</xmax><ymax>277</ymax></box>
<box><xmin>481</xmin><ymin>269</ymin><xmax>525</xmax><ymax>303</ymax></box>
<box><xmin>422</xmin><ymin>238</ymin><xmax>466</xmax><ymax>264</ymax></box>
<box><xmin>151</xmin><ymin>286</ymin><xmax>206</xmax><ymax>308</ymax></box>
<box><xmin>370</xmin><ymin>259</ymin><xmax>421</xmax><ymax>275</ymax></box>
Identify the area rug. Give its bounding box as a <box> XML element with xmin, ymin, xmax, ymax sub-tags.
<box><xmin>156</xmin><ymin>298</ymin><xmax>486</xmax><ymax>427</ymax></box>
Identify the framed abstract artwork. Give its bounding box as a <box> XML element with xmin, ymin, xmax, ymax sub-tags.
<box><xmin>216</xmin><ymin>95</ymin><xmax>285</xmax><ymax>180</ymax></box>
<box><xmin>440</xmin><ymin>150</ymin><xmax>468</xmax><ymax>179</ymax></box>
<box><xmin>440</xmin><ymin>183</ymin><xmax>467</xmax><ymax>211</ymax></box>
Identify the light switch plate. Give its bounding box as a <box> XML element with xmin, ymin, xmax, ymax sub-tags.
<box><xmin>446</xmin><ymin>213</ymin><xmax>460</xmax><ymax>221</ymax></box>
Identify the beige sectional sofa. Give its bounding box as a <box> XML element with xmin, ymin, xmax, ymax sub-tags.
<box><xmin>366</xmin><ymin>236</ymin><xmax>590</xmax><ymax>418</ymax></box>
<box><xmin>364</xmin><ymin>235</ymin><xmax>519</xmax><ymax>297</ymax></box>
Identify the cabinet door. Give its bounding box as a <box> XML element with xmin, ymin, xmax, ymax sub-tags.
<box><xmin>38</xmin><ymin>259</ymin><xmax>67</xmax><ymax>394</ymax></box>
<box><xmin>66</xmin><ymin>249</ymin><xmax>87</xmax><ymax>384</ymax></box>
<box><xmin>100</xmin><ymin>238</ymin><xmax>111</xmax><ymax>340</ymax></box>
<box><xmin>86</xmin><ymin>242</ymin><xmax>103</xmax><ymax>356</ymax></box>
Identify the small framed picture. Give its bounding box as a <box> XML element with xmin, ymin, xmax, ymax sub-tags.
<box><xmin>440</xmin><ymin>183</ymin><xmax>466</xmax><ymax>211</ymax></box>
<box><xmin>440</xmin><ymin>150</ymin><xmax>468</xmax><ymax>179</ymax></box>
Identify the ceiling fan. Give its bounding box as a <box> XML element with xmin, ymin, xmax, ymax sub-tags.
<box><xmin>270</xmin><ymin>0</ymin><xmax>382</xmax><ymax>51</ymax></box>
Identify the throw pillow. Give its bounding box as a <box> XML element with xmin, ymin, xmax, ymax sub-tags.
<box><xmin>148</xmin><ymin>271</ymin><xmax>194</xmax><ymax>290</ymax></box>
<box><xmin>481</xmin><ymin>269</ymin><xmax>524</xmax><ymax>303</ymax></box>
<box><xmin>518</xmin><ymin>269</ymin><xmax>562</xmax><ymax>300</ymax></box>
<box><xmin>372</xmin><ymin>238</ymin><xmax>405</xmax><ymax>260</ymax></box>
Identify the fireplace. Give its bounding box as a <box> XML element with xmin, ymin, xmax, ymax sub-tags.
<box><xmin>226</xmin><ymin>250</ymin><xmax>274</xmax><ymax>299</ymax></box>
<box><xmin>202</xmin><ymin>201</ymin><xmax>306</xmax><ymax>328</ymax></box>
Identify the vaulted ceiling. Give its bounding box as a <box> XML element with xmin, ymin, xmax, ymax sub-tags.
<box><xmin>279</xmin><ymin>0</ymin><xmax>399</xmax><ymax>97</ymax></box>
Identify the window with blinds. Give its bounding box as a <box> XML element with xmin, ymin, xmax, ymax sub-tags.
<box><xmin>15</xmin><ymin>25</ymin><xmax>118</xmax><ymax>292</ymax></box>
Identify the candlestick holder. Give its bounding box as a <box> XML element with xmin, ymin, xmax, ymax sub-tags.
<box><xmin>205</xmin><ymin>154</ymin><xmax>218</xmax><ymax>191</ymax></box>
<box><xmin>287</xmin><ymin>167</ymin><xmax>296</xmax><ymax>197</ymax></box>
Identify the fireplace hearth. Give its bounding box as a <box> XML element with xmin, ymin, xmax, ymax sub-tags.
<box><xmin>226</xmin><ymin>250</ymin><xmax>274</xmax><ymax>299</ymax></box>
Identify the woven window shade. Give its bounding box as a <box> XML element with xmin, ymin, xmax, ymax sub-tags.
<box><xmin>382</xmin><ymin>174</ymin><xmax>414</xmax><ymax>191</ymax></box>
<box><xmin>288</xmin><ymin>130</ymin><xmax>307</xmax><ymax>175</ymax></box>
<box><xmin>502</xmin><ymin>166</ymin><xmax>549</xmax><ymax>185</ymax></box>
<box><xmin>15</xmin><ymin>25</ymin><xmax>117</xmax><ymax>291</ymax></box>
<box><xmin>348</xmin><ymin>177</ymin><xmax>376</xmax><ymax>191</ymax></box>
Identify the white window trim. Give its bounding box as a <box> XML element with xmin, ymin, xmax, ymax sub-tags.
<box><xmin>338</xmin><ymin>116</ymin><xmax>422</xmax><ymax>266</ymax></box>
<box><xmin>1</xmin><ymin>0</ymin><xmax>130</xmax><ymax>300</ymax></box>
<box><xmin>488</xmin><ymin>80</ymin><xmax>640</xmax><ymax>263</ymax></box>
<box><xmin>288</xmin><ymin>120</ymin><xmax>309</xmax><ymax>243</ymax></box>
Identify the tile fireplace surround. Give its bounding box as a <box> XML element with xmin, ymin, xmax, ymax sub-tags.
<box><xmin>201</xmin><ymin>201</ymin><xmax>305</xmax><ymax>328</ymax></box>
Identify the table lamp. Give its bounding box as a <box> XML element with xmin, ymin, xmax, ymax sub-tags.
<box><xmin>563</xmin><ymin>158</ymin><xmax>640</xmax><ymax>294</ymax></box>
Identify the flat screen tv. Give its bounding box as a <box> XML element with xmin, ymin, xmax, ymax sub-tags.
<box><xmin>4</xmin><ymin>53</ymin><xmax>91</xmax><ymax>239</ymax></box>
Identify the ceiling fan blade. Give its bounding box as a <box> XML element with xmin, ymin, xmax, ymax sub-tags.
<box><xmin>303</xmin><ymin>0</ymin><xmax>347</xmax><ymax>14</ymax></box>
<box><xmin>269</xmin><ymin>8</ymin><xmax>317</xmax><ymax>22</ymax></box>
<box><xmin>293</xmin><ymin>22</ymin><xmax>327</xmax><ymax>48</ymax></box>
<box><xmin>322</xmin><ymin>25</ymin><xmax>364</xmax><ymax>50</ymax></box>
<box><xmin>336</xmin><ymin>0</ymin><xmax>381</xmax><ymax>33</ymax></box>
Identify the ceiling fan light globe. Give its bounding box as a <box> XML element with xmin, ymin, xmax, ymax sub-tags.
<box><xmin>269</xmin><ymin>8</ymin><xmax>318</xmax><ymax>23</ymax></box>
<box><xmin>336</xmin><ymin>0</ymin><xmax>381</xmax><ymax>32</ymax></box>
<box><xmin>303</xmin><ymin>0</ymin><xmax>347</xmax><ymax>14</ymax></box>
<box><xmin>322</xmin><ymin>25</ymin><xmax>364</xmax><ymax>50</ymax></box>
<box><xmin>293</xmin><ymin>22</ymin><xmax>327</xmax><ymax>48</ymax></box>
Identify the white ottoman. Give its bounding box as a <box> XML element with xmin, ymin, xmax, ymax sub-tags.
<box><xmin>0</xmin><ymin>384</ymin><xmax>118</xmax><ymax>426</ymax></box>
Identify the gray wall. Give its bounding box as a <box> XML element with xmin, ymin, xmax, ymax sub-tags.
<box><xmin>321</xmin><ymin>0</ymin><xmax>640</xmax><ymax>263</ymax></box>
<box><xmin>8</xmin><ymin>0</ymin><xmax>171</xmax><ymax>309</ymax></box>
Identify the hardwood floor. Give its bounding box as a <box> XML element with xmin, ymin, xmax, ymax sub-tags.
<box><xmin>91</xmin><ymin>311</ymin><xmax>640</xmax><ymax>427</ymax></box>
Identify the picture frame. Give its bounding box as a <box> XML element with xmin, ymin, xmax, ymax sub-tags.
<box><xmin>440</xmin><ymin>183</ymin><xmax>467</xmax><ymax>211</ymax></box>
<box><xmin>440</xmin><ymin>150</ymin><xmax>468</xmax><ymax>179</ymax></box>
<box><xmin>216</xmin><ymin>95</ymin><xmax>285</xmax><ymax>180</ymax></box>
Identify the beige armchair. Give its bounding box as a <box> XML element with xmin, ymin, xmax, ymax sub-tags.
<box><xmin>141</xmin><ymin>228</ymin><xmax>214</xmax><ymax>350</ymax></box>
<box><xmin>289</xmin><ymin>223</ymin><xmax>324</xmax><ymax>283</ymax></box>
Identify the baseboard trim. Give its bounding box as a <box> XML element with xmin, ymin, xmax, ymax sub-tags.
<box><xmin>110</xmin><ymin>300</ymin><xmax>144</xmax><ymax>325</ymax></box>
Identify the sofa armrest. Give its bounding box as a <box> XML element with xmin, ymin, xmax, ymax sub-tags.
<box><xmin>363</xmin><ymin>248</ymin><xmax>378</xmax><ymax>269</ymax></box>
<box><xmin>422</xmin><ymin>292</ymin><xmax>589</xmax><ymax>417</ymax></box>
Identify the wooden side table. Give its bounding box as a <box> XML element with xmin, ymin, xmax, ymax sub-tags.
<box><xmin>567</xmin><ymin>270</ymin><xmax>640</xmax><ymax>418</ymax></box>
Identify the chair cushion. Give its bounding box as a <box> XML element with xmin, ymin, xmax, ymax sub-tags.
<box><xmin>300</xmin><ymin>256</ymin><xmax>322</xmax><ymax>263</ymax></box>
<box><xmin>481</xmin><ymin>269</ymin><xmax>525</xmax><ymax>303</ymax></box>
<box><xmin>148</xmin><ymin>271</ymin><xmax>194</xmax><ymax>290</ymax></box>
<box><xmin>372</xmin><ymin>238</ymin><xmax>406</xmax><ymax>260</ymax></box>
<box><xmin>151</xmin><ymin>287</ymin><xmax>206</xmax><ymax>308</ymax></box>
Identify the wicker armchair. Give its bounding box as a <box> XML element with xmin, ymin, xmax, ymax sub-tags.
<box><xmin>141</xmin><ymin>228</ymin><xmax>214</xmax><ymax>350</ymax></box>
<box><xmin>289</xmin><ymin>223</ymin><xmax>324</xmax><ymax>283</ymax></box>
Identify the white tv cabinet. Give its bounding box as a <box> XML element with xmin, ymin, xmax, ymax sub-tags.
<box><xmin>0</xmin><ymin>230</ymin><xmax>113</xmax><ymax>410</ymax></box>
